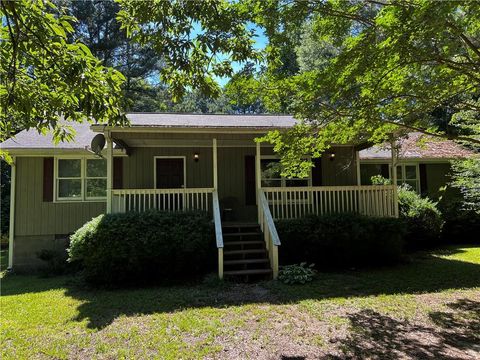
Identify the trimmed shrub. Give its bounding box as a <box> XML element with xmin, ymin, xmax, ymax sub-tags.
<box><xmin>439</xmin><ymin>198</ymin><xmax>480</xmax><ymax>243</ymax></box>
<box><xmin>275</xmin><ymin>213</ymin><xmax>405</xmax><ymax>269</ymax></box>
<box><xmin>68</xmin><ymin>210</ymin><xmax>215</xmax><ymax>285</ymax></box>
<box><xmin>398</xmin><ymin>186</ymin><xmax>443</xmax><ymax>250</ymax></box>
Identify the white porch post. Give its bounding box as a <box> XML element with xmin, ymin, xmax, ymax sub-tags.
<box><xmin>106</xmin><ymin>132</ymin><xmax>113</xmax><ymax>214</ymax></box>
<box><xmin>256</xmin><ymin>141</ymin><xmax>262</xmax><ymax>220</ymax></box>
<box><xmin>213</xmin><ymin>138</ymin><xmax>218</xmax><ymax>190</ymax></box>
<box><xmin>355</xmin><ymin>150</ymin><xmax>361</xmax><ymax>185</ymax></box>
<box><xmin>391</xmin><ymin>137</ymin><xmax>399</xmax><ymax>217</ymax></box>
<box><xmin>8</xmin><ymin>157</ymin><xmax>16</xmax><ymax>269</ymax></box>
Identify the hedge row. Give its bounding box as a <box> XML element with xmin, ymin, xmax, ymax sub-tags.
<box><xmin>68</xmin><ymin>211</ymin><xmax>215</xmax><ymax>285</ymax></box>
<box><xmin>275</xmin><ymin>213</ymin><xmax>406</xmax><ymax>269</ymax></box>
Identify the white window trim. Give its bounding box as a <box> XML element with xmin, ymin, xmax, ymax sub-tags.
<box><xmin>153</xmin><ymin>156</ymin><xmax>187</xmax><ymax>189</ymax></box>
<box><xmin>389</xmin><ymin>163</ymin><xmax>420</xmax><ymax>192</ymax></box>
<box><xmin>54</xmin><ymin>156</ymin><xmax>107</xmax><ymax>202</ymax></box>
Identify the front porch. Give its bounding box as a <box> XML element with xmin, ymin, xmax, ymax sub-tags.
<box><xmin>101</xmin><ymin>132</ymin><xmax>399</xmax><ymax>280</ymax></box>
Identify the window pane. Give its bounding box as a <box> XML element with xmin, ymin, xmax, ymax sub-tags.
<box><xmin>58</xmin><ymin>179</ymin><xmax>81</xmax><ymax>198</ymax></box>
<box><xmin>261</xmin><ymin>179</ymin><xmax>282</xmax><ymax>187</ymax></box>
<box><xmin>286</xmin><ymin>179</ymin><xmax>309</xmax><ymax>187</ymax></box>
<box><xmin>86</xmin><ymin>159</ymin><xmax>107</xmax><ymax>177</ymax></box>
<box><xmin>405</xmin><ymin>165</ymin><xmax>417</xmax><ymax>180</ymax></box>
<box><xmin>396</xmin><ymin>166</ymin><xmax>402</xmax><ymax>181</ymax></box>
<box><xmin>406</xmin><ymin>180</ymin><xmax>417</xmax><ymax>191</ymax></box>
<box><xmin>261</xmin><ymin>159</ymin><xmax>281</xmax><ymax>180</ymax></box>
<box><xmin>58</xmin><ymin>159</ymin><xmax>81</xmax><ymax>178</ymax></box>
<box><xmin>86</xmin><ymin>179</ymin><xmax>107</xmax><ymax>198</ymax></box>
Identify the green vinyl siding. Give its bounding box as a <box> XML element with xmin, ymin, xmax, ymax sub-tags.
<box><xmin>425</xmin><ymin>163</ymin><xmax>451</xmax><ymax>199</ymax></box>
<box><xmin>14</xmin><ymin>157</ymin><xmax>105</xmax><ymax>237</ymax></box>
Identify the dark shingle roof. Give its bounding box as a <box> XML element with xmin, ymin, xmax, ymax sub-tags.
<box><xmin>1</xmin><ymin>113</ymin><xmax>297</xmax><ymax>150</ymax></box>
<box><xmin>359</xmin><ymin>132</ymin><xmax>476</xmax><ymax>160</ymax></box>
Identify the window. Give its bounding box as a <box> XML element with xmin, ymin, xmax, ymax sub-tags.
<box><xmin>86</xmin><ymin>159</ymin><xmax>107</xmax><ymax>199</ymax></box>
<box><xmin>56</xmin><ymin>158</ymin><xmax>107</xmax><ymax>201</ymax></box>
<box><xmin>395</xmin><ymin>164</ymin><xmax>419</xmax><ymax>191</ymax></box>
<box><xmin>260</xmin><ymin>158</ymin><xmax>311</xmax><ymax>188</ymax></box>
<box><xmin>57</xmin><ymin>159</ymin><xmax>82</xmax><ymax>199</ymax></box>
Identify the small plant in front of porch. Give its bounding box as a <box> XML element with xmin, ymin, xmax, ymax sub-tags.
<box><xmin>278</xmin><ymin>263</ymin><xmax>316</xmax><ymax>285</ymax></box>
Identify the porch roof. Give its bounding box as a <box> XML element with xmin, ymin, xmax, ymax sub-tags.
<box><xmin>93</xmin><ymin>113</ymin><xmax>297</xmax><ymax>131</ymax></box>
<box><xmin>359</xmin><ymin>132</ymin><xmax>476</xmax><ymax>161</ymax></box>
<box><xmin>1</xmin><ymin>113</ymin><xmax>297</xmax><ymax>152</ymax></box>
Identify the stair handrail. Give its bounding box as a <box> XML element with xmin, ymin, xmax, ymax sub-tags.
<box><xmin>258</xmin><ymin>189</ymin><xmax>280</xmax><ymax>279</ymax></box>
<box><xmin>212</xmin><ymin>190</ymin><xmax>224</xmax><ymax>279</ymax></box>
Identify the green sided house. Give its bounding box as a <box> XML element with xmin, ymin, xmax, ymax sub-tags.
<box><xmin>359</xmin><ymin>132</ymin><xmax>476</xmax><ymax>199</ymax></box>
<box><xmin>2</xmin><ymin>113</ymin><xmax>400</xmax><ymax>278</ymax></box>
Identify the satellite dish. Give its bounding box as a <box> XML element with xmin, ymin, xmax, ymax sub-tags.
<box><xmin>90</xmin><ymin>134</ymin><xmax>106</xmax><ymax>155</ymax></box>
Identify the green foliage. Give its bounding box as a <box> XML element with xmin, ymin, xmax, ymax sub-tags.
<box><xmin>68</xmin><ymin>211</ymin><xmax>215</xmax><ymax>286</ymax></box>
<box><xmin>450</xmin><ymin>158</ymin><xmax>480</xmax><ymax>212</ymax></box>
<box><xmin>254</xmin><ymin>0</ymin><xmax>480</xmax><ymax>175</ymax></box>
<box><xmin>116</xmin><ymin>0</ymin><xmax>261</xmax><ymax>101</ymax></box>
<box><xmin>275</xmin><ymin>213</ymin><xmax>405</xmax><ymax>269</ymax></box>
<box><xmin>278</xmin><ymin>263</ymin><xmax>316</xmax><ymax>285</ymax></box>
<box><xmin>0</xmin><ymin>0</ymin><xmax>126</xmax><ymax>145</ymax></box>
<box><xmin>224</xmin><ymin>68</ymin><xmax>265</xmax><ymax>114</ymax></box>
<box><xmin>438</xmin><ymin>196</ymin><xmax>480</xmax><ymax>244</ymax></box>
<box><xmin>370</xmin><ymin>175</ymin><xmax>392</xmax><ymax>186</ymax></box>
<box><xmin>398</xmin><ymin>186</ymin><xmax>443</xmax><ymax>250</ymax></box>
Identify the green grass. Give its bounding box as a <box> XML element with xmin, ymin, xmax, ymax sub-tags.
<box><xmin>1</xmin><ymin>245</ymin><xmax>479</xmax><ymax>359</ymax></box>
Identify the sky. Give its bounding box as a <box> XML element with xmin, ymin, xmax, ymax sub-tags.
<box><xmin>214</xmin><ymin>25</ymin><xmax>268</xmax><ymax>86</ymax></box>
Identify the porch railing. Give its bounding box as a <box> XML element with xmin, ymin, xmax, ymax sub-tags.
<box><xmin>258</xmin><ymin>190</ymin><xmax>280</xmax><ymax>279</ymax></box>
<box><xmin>262</xmin><ymin>185</ymin><xmax>398</xmax><ymax>220</ymax></box>
<box><xmin>212</xmin><ymin>191</ymin><xmax>224</xmax><ymax>279</ymax></box>
<box><xmin>112</xmin><ymin>188</ymin><xmax>214</xmax><ymax>213</ymax></box>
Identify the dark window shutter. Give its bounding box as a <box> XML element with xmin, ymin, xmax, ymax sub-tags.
<box><xmin>312</xmin><ymin>158</ymin><xmax>322</xmax><ymax>186</ymax></box>
<box><xmin>381</xmin><ymin>164</ymin><xmax>390</xmax><ymax>179</ymax></box>
<box><xmin>419</xmin><ymin>164</ymin><xmax>427</xmax><ymax>194</ymax></box>
<box><xmin>113</xmin><ymin>157</ymin><xmax>123</xmax><ymax>189</ymax></box>
<box><xmin>43</xmin><ymin>157</ymin><xmax>54</xmax><ymax>202</ymax></box>
<box><xmin>245</xmin><ymin>155</ymin><xmax>256</xmax><ymax>205</ymax></box>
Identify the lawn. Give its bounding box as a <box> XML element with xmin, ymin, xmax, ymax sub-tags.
<box><xmin>1</xmin><ymin>245</ymin><xmax>479</xmax><ymax>359</ymax></box>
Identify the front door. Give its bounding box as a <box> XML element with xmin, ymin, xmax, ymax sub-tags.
<box><xmin>155</xmin><ymin>158</ymin><xmax>185</xmax><ymax>189</ymax></box>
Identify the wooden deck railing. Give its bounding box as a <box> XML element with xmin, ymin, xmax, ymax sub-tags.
<box><xmin>258</xmin><ymin>190</ymin><xmax>280</xmax><ymax>279</ymax></box>
<box><xmin>212</xmin><ymin>190</ymin><xmax>224</xmax><ymax>279</ymax></box>
<box><xmin>261</xmin><ymin>185</ymin><xmax>398</xmax><ymax>220</ymax></box>
<box><xmin>112</xmin><ymin>188</ymin><xmax>214</xmax><ymax>213</ymax></box>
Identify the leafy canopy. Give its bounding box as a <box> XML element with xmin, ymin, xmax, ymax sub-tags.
<box><xmin>254</xmin><ymin>0</ymin><xmax>480</xmax><ymax>176</ymax></box>
<box><xmin>116</xmin><ymin>0</ymin><xmax>262</xmax><ymax>101</ymax></box>
<box><xmin>0</xmin><ymin>0</ymin><xmax>127</xmax><ymax>149</ymax></box>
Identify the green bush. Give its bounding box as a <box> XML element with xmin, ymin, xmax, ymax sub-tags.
<box><xmin>68</xmin><ymin>211</ymin><xmax>215</xmax><ymax>286</ymax></box>
<box><xmin>439</xmin><ymin>198</ymin><xmax>480</xmax><ymax>243</ymax></box>
<box><xmin>398</xmin><ymin>186</ymin><xmax>443</xmax><ymax>250</ymax></box>
<box><xmin>278</xmin><ymin>263</ymin><xmax>316</xmax><ymax>284</ymax></box>
<box><xmin>275</xmin><ymin>213</ymin><xmax>405</xmax><ymax>269</ymax></box>
<box><xmin>36</xmin><ymin>249</ymin><xmax>69</xmax><ymax>276</ymax></box>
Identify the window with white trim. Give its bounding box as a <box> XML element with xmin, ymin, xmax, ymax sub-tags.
<box><xmin>260</xmin><ymin>158</ymin><xmax>311</xmax><ymax>187</ymax></box>
<box><xmin>394</xmin><ymin>164</ymin><xmax>419</xmax><ymax>191</ymax></box>
<box><xmin>56</xmin><ymin>158</ymin><xmax>107</xmax><ymax>201</ymax></box>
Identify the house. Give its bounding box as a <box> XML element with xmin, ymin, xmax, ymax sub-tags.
<box><xmin>2</xmin><ymin>113</ymin><xmax>399</xmax><ymax>278</ymax></box>
<box><xmin>359</xmin><ymin>132</ymin><xmax>476</xmax><ymax>199</ymax></box>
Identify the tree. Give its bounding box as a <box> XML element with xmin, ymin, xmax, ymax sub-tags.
<box><xmin>0</xmin><ymin>0</ymin><xmax>126</xmax><ymax>152</ymax></box>
<box><xmin>116</xmin><ymin>0</ymin><xmax>261</xmax><ymax>101</ymax></box>
<box><xmin>66</xmin><ymin>0</ymin><xmax>164</xmax><ymax>111</ymax></box>
<box><xmin>255</xmin><ymin>0</ymin><xmax>480</xmax><ymax>176</ymax></box>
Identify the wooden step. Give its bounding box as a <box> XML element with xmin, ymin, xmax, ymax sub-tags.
<box><xmin>223</xmin><ymin>232</ymin><xmax>261</xmax><ymax>237</ymax></box>
<box><xmin>224</xmin><ymin>249</ymin><xmax>266</xmax><ymax>256</ymax></box>
<box><xmin>224</xmin><ymin>269</ymin><xmax>273</xmax><ymax>276</ymax></box>
<box><xmin>224</xmin><ymin>258</ymin><xmax>269</xmax><ymax>265</ymax></box>
<box><xmin>222</xmin><ymin>222</ymin><xmax>259</xmax><ymax>228</ymax></box>
<box><xmin>224</xmin><ymin>240</ymin><xmax>264</xmax><ymax>247</ymax></box>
